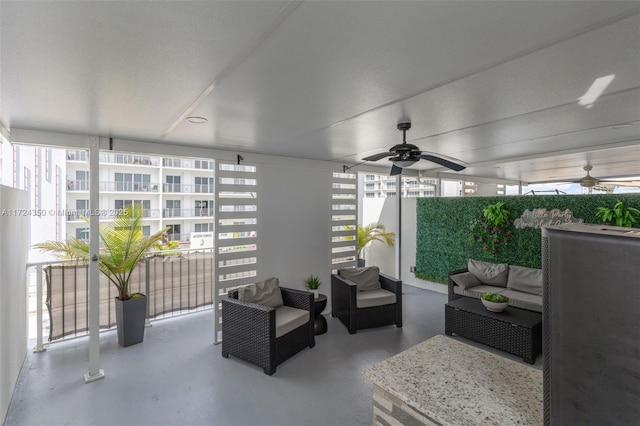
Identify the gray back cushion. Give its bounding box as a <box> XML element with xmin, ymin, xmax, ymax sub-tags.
<box><xmin>507</xmin><ymin>265</ymin><xmax>543</xmax><ymax>295</ymax></box>
<box><xmin>339</xmin><ymin>266</ymin><xmax>381</xmax><ymax>291</ymax></box>
<box><xmin>450</xmin><ymin>271</ymin><xmax>482</xmax><ymax>289</ymax></box>
<box><xmin>238</xmin><ymin>277</ymin><xmax>284</xmax><ymax>307</ymax></box>
<box><xmin>468</xmin><ymin>259</ymin><xmax>509</xmax><ymax>287</ymax></box>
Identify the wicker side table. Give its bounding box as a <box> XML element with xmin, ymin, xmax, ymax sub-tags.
<box><xmin>445</xmin><ymin>297</ymin><xmax>542</xmax><ymax>364</ymax></box>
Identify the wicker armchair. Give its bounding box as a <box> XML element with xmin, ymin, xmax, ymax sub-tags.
<box><xmin>221</xmin><ymin>287</ymin><xmax>315</xmax><ymax>375</ymax></box>
<box><xmin>331</xmin><ymin>270</ymin><xmax>402</xmax><ymax>334</ymax></box>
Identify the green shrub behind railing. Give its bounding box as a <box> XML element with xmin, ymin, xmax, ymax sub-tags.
<box><xmin>416</xmin><ymin>194</ymin><xmax>640</xmax><ymax>283</ymax></box>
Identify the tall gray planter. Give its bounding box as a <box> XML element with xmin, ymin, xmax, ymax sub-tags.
<box><xmin>115</xmin><ymin>295</ymin><xmax>147</xmax><ymax>347</ymax></box>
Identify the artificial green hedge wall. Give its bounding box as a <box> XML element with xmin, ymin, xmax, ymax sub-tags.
<box><xmin>415</xmin><ymin>194</ymin><xmax>640</xmax><ymax>283</ymax></box>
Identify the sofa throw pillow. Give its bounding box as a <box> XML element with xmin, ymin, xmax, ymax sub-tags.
<box><xmin>339</xmin><ymin>266</ymin><xmax>381</xmax><ymax>292</ymax></box>
<box><xmin>238</xmin><ymin>277</ymin><xmax>284</xmax><ymax>308</ymax></box>
<box><xmin>467</xmin><ymin>259</ymin><xmax>509</xmax><ymax>287</ymax></box>
<box><xmin>507</xmin><ymin>265</ymin><xmax>543</xmax><ymax>295</ymax></box>
<box><xmin>450</xmin><ymin>271</ymin><xmax>482</xmax><ymax>289</ymax></box>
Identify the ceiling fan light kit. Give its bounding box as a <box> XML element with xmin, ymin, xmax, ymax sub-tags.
<box><xmin>362</xmin><ymin>122</ymin><xmax>466</xmax><ymax>175</ymax></box>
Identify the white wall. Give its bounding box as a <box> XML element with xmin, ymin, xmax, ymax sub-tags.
<box><xmin>260</xmin><ymin>164</ymin><xmax>332</xmax><ymax>308</ymax></box>
<box><xmin>0</xmin><ymin>185</ymin><xmax>30</xmax><ymax>422</ymax></box>
<box><xmin>360</xmin><ymin>197</ymin><xmax>397</xmax><ymax>275</ymax></box>
<box><xmin>361</xmin><ymin>197</ymin><xmax>417</xmax><ymax>282</ymax></box>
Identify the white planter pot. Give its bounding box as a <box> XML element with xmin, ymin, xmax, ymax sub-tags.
<box><xmin>481</xmin><ymin>298</ymin><xmax>508</xmax><ymax>312</ymax></box>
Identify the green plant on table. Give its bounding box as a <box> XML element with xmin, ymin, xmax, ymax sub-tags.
<box><xmin>481</xmin><ymin>293</ymin><xmax>509</xmax><ymax>303</ymax></box>
<box><xmin>304</xmin><ymin>274</ymin><xmax>322</xmax><ymax>290</ymax></box>
<box><xmin>595</xmin><ymin>199</ymin><xmax>640</xmax><ymax>228</ymax></box>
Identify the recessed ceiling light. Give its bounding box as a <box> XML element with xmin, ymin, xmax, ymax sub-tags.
<box><xmin>186</xmin><ymin>116</ymin><xmax>208</xmax><ymax>124</ymax></box>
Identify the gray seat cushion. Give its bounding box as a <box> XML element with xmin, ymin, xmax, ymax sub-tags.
<box><xmin>453</xmin><ymin>284</ymin><xmax>506</xmax><ymax>300</ymax></box>
<box><xmin>500</xmin><ymin>289</ymin><xmax>542</xmax><ymax>313</ymax></box>
<box><xmin>274</xmin><ymin>305</ymin><xmax>310</xmax><ymax>338</ymax></box>
<box><xmin>339</xmin><ymin>266</ymin><xmax>381</xmax><ymax>291</ymax></box>
<box><xmin>507</xmin><ymin>265</ymin><xmax>543</xmax><ymax>295</ymax></box>
<box><xmin>468</xmin><ymin>259</ymin><xmax>509</xmax><ymax>287</ymax></box>
<box><xmin>237</xmin><ymin>277</ymin><xmax>283</xmax><ymax>308</ymax></box>
<box><xmin>356</xmin><ymin>288</ymin><xmax>396</xmax><ymax>308</ymax></box>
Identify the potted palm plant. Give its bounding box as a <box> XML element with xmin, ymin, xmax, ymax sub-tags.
<box><xmin>357</xmin><ymin>222</ymin><xmax>395</xmax><ymax>267</ymax></box>
<box><xmin>35</xmin><ymin>205</ymin><xmax>168</xmax><ymax>347</ymax></box>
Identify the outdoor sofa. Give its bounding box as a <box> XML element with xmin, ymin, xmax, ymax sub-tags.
<box><xmin>448</xmin><ymin>259</ymin><xmax>542</xmax><ymax>313</ymax></box>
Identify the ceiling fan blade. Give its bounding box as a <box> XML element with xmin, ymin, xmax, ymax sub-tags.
<box><xmin>390</xmin><ymin>164</ymin><xmax>403</xmax><ymax>176</ymax></box>
<box><xmin>362</xmin><ymin>152</ymin><xmax>393</xmax><ymax>162</ymax></box>
<box><xmin>419</xmin><ymin>154</ymin><xmax>466</xmax><ymax>172</ymax></box>
<box><xmin>599</xmin><ymin>180</ymin><xmax>640</xmax><ymax>187</ymax></box>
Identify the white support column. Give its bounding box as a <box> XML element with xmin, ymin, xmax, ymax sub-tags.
<box><xmin>395</xmin><ymin>174</ymin><xmax>401</xmax><ymax>280</ymax></box>
<box><xmin>33</xmin><ymin>265</ymin><xmax>46</xmax><ymax>352</ymax></box>
<box><xmin>84</xmin><ymin>136</ymin><xmax>105</xmax><ymax>383</ymax></box>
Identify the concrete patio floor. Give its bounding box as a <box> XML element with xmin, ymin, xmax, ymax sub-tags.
<box><xmin>5</xmin><ymin>283</ymin><xmax>542</xmax><ymax>426</ymax></box>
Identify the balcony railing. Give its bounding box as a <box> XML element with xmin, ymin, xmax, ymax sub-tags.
<box><xmin>162</xmin><ymin>183</ymin><xmax>214</xmax><ymax>193</ymax></box>
<box><xmin>66</xmin><ymin>150</ymin><xmax>88</xmax><ymax>161</ymax></box>
<box><xmin>165</xmin><ymin>233</ymin><xmax>191</xmax><ymax>242</ymax></box>
<box><xmin>101</xmin><ymin>181</ymin><xmax>160</xmax><ymax>192</ymax></box>
<box><xmin>66</xmin><ymin>208</ymin><xmax>161</xmax><ymax>221</ymax></box>
<box><xmin>27</xmin><ymin>249</ymin><xmax>214</xmax><ymax>347</ymax></box>
<box><xmin>99</xmin><ymin>153</ymin><xmax>160</xmax><ymax>166</ymax></box>
<box><xmin>67</xmin><ymin>179</ymin><xmax>90</xmax><ymax>191</ymax></box>
<box><xmin>162</xmin><ymin>208</ymin><xmax>213</xmax><ymax>218</ymax></box>
<box><xmin>163</xmin><ymin>158</ymin><xmax>214</xmax><ymax>170</ymax></box>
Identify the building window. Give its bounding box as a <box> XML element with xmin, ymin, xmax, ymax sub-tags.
<box><xmin>114</xmin><ymin>172</ymin><xmax>151</xmax><ymax>192</ymax></box>
<box><xmin>23</xmin><ymin>167</ymin><xmax>30</xmax><ymax>191</ymax></box>
<box><xmin>164</xmin><ymin>200</ymin><xmax>181</xmax><ymax>218</ymax></box>
<box><xmin>45</xmin><ymin>148</ymin><xmax>52</xmax><ymax>182</ymax></box>
<box><xmin>195</xmin><ymin>159</ymin><xmax>214</xmax><ymax>170</ymax></box>
<box><xmin>76</xmin><ymin>227</ymin><xmax>89</xmax><ymax>242</ymax></box>
<box><xmin>115</xmin><ymin>200</ymin><xmax>151</xmax><ymax>215</ymax></box>
<box><xmin>165</xmin><ymin>175</ymin><xmax>181</xmax><ymax>192</ymax></box>
<box><xmin>71</xmin><ymin>170</ymin><xmax>89</xmax><ymax>191</ymax></box>
<box><xmin>195</xmin><ymin>199</ymin><xmax>214</xmax><ymax>217</ymax></box>
<box><xmin>195</xmin><ymin>176</ymin><xmax>214</xmax><ymax>193</ymax></box>
<box><xmin>195</xmin><ymin>223</ymin><xmax>213</xmax><ymax>232</ymax></box>
<box><xmin>166</xmin><ymin>224</ymin><xmax>181</xmax><ymax>241</ymax></box>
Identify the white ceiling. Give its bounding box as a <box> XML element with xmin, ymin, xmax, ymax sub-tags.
<box><xmin>1</xmin><ymin>1</ymin><xmax>639</xmax><ymax>184</ymax></box>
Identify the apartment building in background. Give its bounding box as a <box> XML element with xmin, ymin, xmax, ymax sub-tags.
<box><xmin>1</xmin><ymin>143</ymin><xmax>216</xmax><ymax>259</ymax></box>
<box><xmin>65</xmin><ymin>150</ymin><xmax>215</xmax><ymax>245</ymax></box>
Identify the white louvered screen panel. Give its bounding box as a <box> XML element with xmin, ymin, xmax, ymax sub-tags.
<box><xmin>331</xmin><ymin>172</ymin><xmax>357</xmax><ymax>273</ymax></box>
<box><xmin>214</xmin><ymin>162</ymin><xmax>259</xmax><ymax>343</ymax></box>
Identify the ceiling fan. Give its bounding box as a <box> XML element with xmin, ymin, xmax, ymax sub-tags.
<box><xmin>573</xmin><ymin>165</ymin><xmax>640</xmax><ymax>188</ymax></box>
<box><xmin>362</xmin><ymin>122</ymin><xmax>466</xmax><ymax>176</ymax></box>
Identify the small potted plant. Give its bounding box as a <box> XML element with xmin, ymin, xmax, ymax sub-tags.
<box><xmin>481</xmin><ymin>293</ymin><xmax>509</xmax><ymax>312</ymax></box>
<box><xmin>304</xmin><ymin>274</ymin><xmax>322</xmax><ymax>298</ymax></box>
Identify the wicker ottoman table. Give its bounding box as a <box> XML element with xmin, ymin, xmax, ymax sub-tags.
<box><xmin>445</xmin><ymin>297</ymin><xmax>542</xmax><ymax>364</ymax></box>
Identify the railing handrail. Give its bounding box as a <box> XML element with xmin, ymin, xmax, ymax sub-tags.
<box><xmin>27</xmin><ymin>247</ymin><xmax>215</xmax><ymax>349</ymax></box>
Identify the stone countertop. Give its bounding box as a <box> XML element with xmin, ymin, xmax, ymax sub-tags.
<box><xmin>362</xmin><ymin>335</ymin><xmax>543</xmax><ymax>426</ymax></box>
